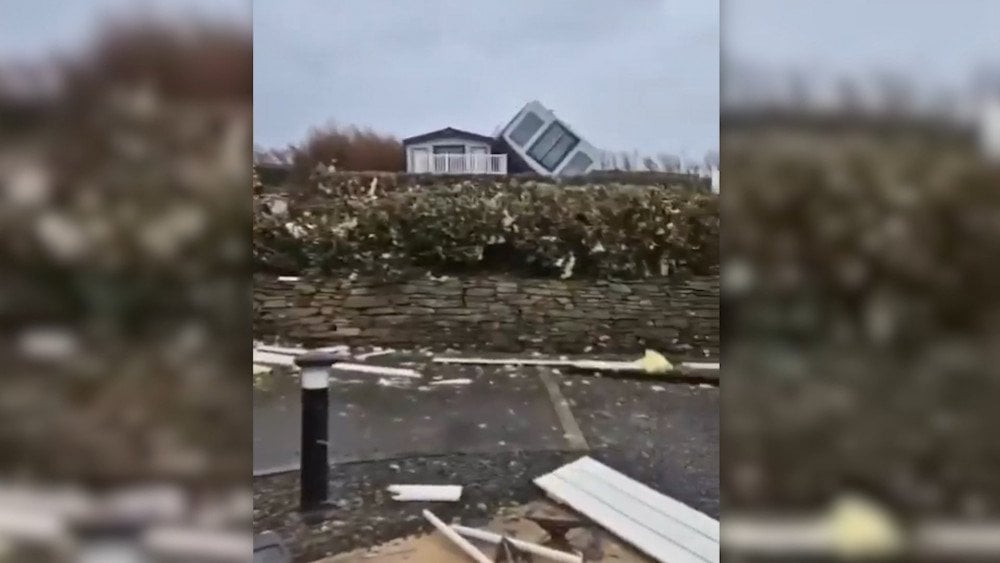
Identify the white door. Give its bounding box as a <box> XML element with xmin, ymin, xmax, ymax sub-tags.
<box><xmin>469</xmin><ymin>146</ymin><xmax>488</xmax><ymax>173</ymax></box>
<box><xmin>410</xmin><ymin>148</ymin><xmax>430</xmax><ymax>173</ymax></box>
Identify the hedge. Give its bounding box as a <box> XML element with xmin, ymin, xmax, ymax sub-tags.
<box><xmin>253</xmin><ymin>169</ymin><xmax>719</xmax><ymax>279</ymax></box>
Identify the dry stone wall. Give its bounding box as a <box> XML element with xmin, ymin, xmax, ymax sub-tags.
<box><xmin>254</xmin><ymin>273</ymin><xmax>719</xmax><ymax>357</ymax></box>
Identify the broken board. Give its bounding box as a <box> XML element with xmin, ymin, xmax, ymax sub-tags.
<box><xmin>313</xmin><ymin>501</ymin><xmax>649</xmax><ymax>563</ymax></box>
<box><xmin>432</xmin><ymin>356</ymin><xmax>719</xmax><ymax>381</ymax></box>
<box><xmin>534</xmin><ymin>457</ymin><xmax>720</xmax><ymax>563</ymax></box>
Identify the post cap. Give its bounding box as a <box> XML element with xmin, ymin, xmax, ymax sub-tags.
<box><xmin>294</xmin><ymin>351</ymin><xmax>344</xmax><ymax>369</ymax></box>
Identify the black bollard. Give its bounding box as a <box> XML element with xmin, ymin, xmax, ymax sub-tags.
<box><xmin>294</xmin><ymin>351</ymin><xmax>340</xmax><ymax>512</ymax></box>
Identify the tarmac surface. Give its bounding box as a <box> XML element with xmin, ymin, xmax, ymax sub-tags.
<box><xmin>253</xmin><ymin>353</ymin><xmax>580</xmax><ymax>474</ymax></box>
<box><xmin>253</xmin><ymin>349</ymin><xmax>718</xmax><ymax>562</ymax></box>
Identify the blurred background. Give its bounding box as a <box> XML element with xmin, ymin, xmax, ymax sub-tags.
<box><xmin>0</xmin><ymin>0</ymin><xmax>250</xmax><ymax>561</ymax></box>
<box><xmin>721</xmin><ymin>0</ymin><xmax>1000</xmax><ymax>559</ymax></box>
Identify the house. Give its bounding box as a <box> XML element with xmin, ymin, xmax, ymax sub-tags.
<box><xmin>253</xmin><ymin>147</ymin><xmax>294</xmax><ymax>185</ymax></box>
<box><xmin>402</xmin><ymin>127</ymin><xmax>506</xmax><ymax>174</ymax></box>
<box><xmin>494</xmin><ymin>100</ymin><xmax>602</xmax><ymax>176</ymax></box>
<box><xmin>402</xmin><ymin>101</ymin><xmax>601</xmax><ymax>177</ymax></box>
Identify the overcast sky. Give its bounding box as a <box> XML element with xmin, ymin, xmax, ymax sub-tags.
<box><xmin>0</xmin><ymin>0</ymin><xmax>248</xmax><ymax>59</ymax></box>
<box><xmin>253</xmin><ymin>0</ymin><xmax>720</xmax><ymax>159</ymax></box>
<box><xmin>724</xmin><ymin>0</ymin><xmax>1000</xmax><ymax>92</ymax></box>
<box><xmin>6</xmin><ymin>0</ymin><xmax>995</xmax><ymax>155</ymax></box>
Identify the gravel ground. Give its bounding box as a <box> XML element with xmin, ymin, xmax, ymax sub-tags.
<box><xmin>553</xmin><ymin>372</ymin><xmax>720</xmax><ymax>518</ymax></box>
<box><xmin>253</xmin><ymin>451</ymin><xmax>578</xmax><ymax>562</ymax></box>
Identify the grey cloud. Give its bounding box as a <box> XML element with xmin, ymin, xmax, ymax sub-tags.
<box><xmin>254</xmin><ymin>0</ymin><xmax>719</xmax><ymax>157</ymax></box>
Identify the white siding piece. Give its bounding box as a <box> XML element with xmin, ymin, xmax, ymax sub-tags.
<box><xmin>252</xmin><ymin>349</ymin><xmax>297</xmax><ymax>366</ymax></box>
<box><xmin>681</xmin><ymin>362</ymin><xmax>720</xmax><ymax>371</ymax></box>
<box><xmin>567</xmin><ymin>360</ymin><xmax>641</xmax><ymax>372</ymax></box>
<box><xmin>255</xmin><ymin>344</ymin><xmax>308</xmax><ymax>356</ymax></box>
<box><xmin>422</xmin><ymin>509</ymin><xmax>492</xmax><ymax>563</ymax></box>
<box><xmin>433</xmin><ymin>357</ymin><xmax>572</xmax><ymax>367</ymax></box>
<box><xmin>387</xmin><ymin>485</ymin><xmax>462</xmax><ymax>502</ymax></box>
<box><xmin>571</xmin><ymin>457</ymin><xmax>719</xmax><ymax>541</ymax></box>
<box><xmin>251</xmin><ymin>350</ymin><xmax>421</xmax><ymax>378</ymax></box>
<box><xmin>534</xmin><ymin>457</ymin><xmax>720</xmax><ymax>563</ymax></box>
<box><xmin>334</xmin><ymin>363</ymin><xmax>421</xmax><ymax>378</ymax></box>
<box><xmin>433</xmin><ymin>357</ymin><xmax>639</xmax><ymax>371</ymax></box>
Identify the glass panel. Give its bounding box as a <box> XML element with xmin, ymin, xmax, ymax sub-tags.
<box><xmin>560</xmin><ymin>151</ymin><xmax>594</xmax><ymax>175</ymax></box>
<box><xmin>510</xmin><ymin>111</ymin><xmax>544</xmax><ymax>146</ymax></box>
<box><xmin>433</xmin><ymin>144</ymin><xmax>466</xmax><ymax>154</ymax></box>
<box><xmin>528</xmin><ymin>124</ymin><xmax>563</xmax><ymax>163</ymax></box>
<box><xmin>540</xmin><ymin>132</ymin><xmax>578</xmax><ymax>170</ymax></box>
<box><xmin>528</xmin><ymin>122</ymin><xmax>579</xmax><ymax>171</ymax></box>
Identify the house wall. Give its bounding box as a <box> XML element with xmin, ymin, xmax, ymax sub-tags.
<box><xmin>499</xmin><ymin>100</ymin><xmax>602</xmax><ymax>177</ymax></box>
<box><xmin>405</xmin><ymin>138</ymin><xmax>492</xmax><ymax>172</ymax></box>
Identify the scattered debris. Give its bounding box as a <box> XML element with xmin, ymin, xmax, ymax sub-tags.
<box><xmin>356</xmin><ymin>348</ymin><xmax>395</xmax><ymax>361</ymax></box>
<box><xmin>450</xmin><ymin>524</ymin><xmax>582</xmax><ymax>563</ymax></box>
<box><xmin>255</xmin><ymin>344</ymin><xmax>309</xmax><ymax>356</ymax></box>
<box><xmin>434</xmin><ymin>350</ymin><xmax>719</xmax><ymax>379</ymax></box>
<box><xmin>18</xmin><ymin>327</ymin><xmax>79</xmax><ymax>361</ymax></box>
<box><xmin>253</xmin><ymin>349</ymin><xmax>297</xmax><ymax>367</ymax></box>
<box><xmin>277</xmin><ymin>276</ymin><xmax>300</xmax><ymax>282</ymax></box>
<box><xmin>254</xmin><ymin>532</ymin><xmax>291</xmax><ymax>563</ymax></box>
<box><xmin>493</xmin><ymin>537</ymin><xmax>533</xmax><ymax>562</ymax></box>
<box><xmin>376</xmin><ymin>378</ymin><xmax>413</xmax><ymax>389</ymax></box>
<box><xmin>572</xmin><ymin>350</ymin><xmax>673</xmax><ymax>375</ymax></box>
<box><xmin>387</xmin><ymin>485</ymin><xmax>462</xmax><ymax>502</ymax></box>
<box><xmin>827</xmin><ymin>494</ymin><xmax>905</xmax><ymax>559</ymax></box>
<box><xmin>637</xmin><ymin>350</ymin><xmax>672</xmax><ymax>374</ymax></box>
<box><xmin>316</xmin><ymin>501</ymin><xmax>653</xmax><ymax>562</ymax></box>
<box><xmin>422</xmin><ymin>509</ymin><xmax>492</xmax><ymax>563</ymax></box>
<box><xmin>252</xmin><ymin>347</ymin><xmax>421</xmax><ymax>378</ymax></box>
<box><xmin>682</xmin><ymin>362</ymin><xmax>719</xmax><ymax>371</ymax></box>
<box><xmin>253</xmin><ymin>364</ymin><xmax>272</xmax><ymax>375</ymax></box>
<box><xmin>429</xmin><ymin>378</ymin><xmax>473</xmax><ymax>386</ymax></box>
<box><xmin>534</xmin><ymin>457</ymin><xmax>720</xmax><ymax>563</ymax></box>
<box><xmin>433</xmin><ymin>357</ymin><xmax>573</xmax><ymax>367</ymax></box>
<box><xmin>565</xmin><ymin>527</ymin><xmax>605</xmax><ymax>561</ymax></box>
<box><xmin>337</xmin><ymin>363</ymin><xmax>421</xmax><ymax>378</ymax></box>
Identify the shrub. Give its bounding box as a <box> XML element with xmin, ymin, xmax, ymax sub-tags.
<box><xmin>288</xmin><ymin>123</ymin><xmax>404</xmax><ymax>181</ymax></box>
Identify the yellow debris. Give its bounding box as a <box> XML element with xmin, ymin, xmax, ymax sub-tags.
<box><xmin>826</xmin><ymin>494</ymin><xmax>905</xmax><ymax>559</ymax></box>
<box><xmin>637</xmin><ymin>349</ymin><xmax>673</xmax><ymax>374</ymax></box>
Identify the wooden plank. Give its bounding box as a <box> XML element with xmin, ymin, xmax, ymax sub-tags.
<box><xmin>535</xmin><ymin>457</ymin><xmax>719</xmax><ymax>563</ymax></box>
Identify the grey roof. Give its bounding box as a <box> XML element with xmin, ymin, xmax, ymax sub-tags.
<box><xmin>253</xmin><ymin>148</ymin><xmax>294</xmax><ymax>168</ymax></box>
<box><xmin>402</xmin><ymin>127</ymin><xmax>495</xmax><ymax>145</ymax></box>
